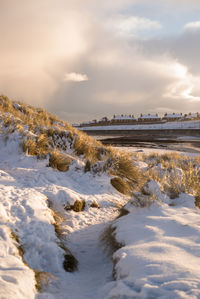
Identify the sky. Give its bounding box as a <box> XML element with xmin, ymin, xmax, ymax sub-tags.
<box><xmin>0</xmin><ymin>0</ymin><xmax>200</xmax><ymax>122</ymax></box>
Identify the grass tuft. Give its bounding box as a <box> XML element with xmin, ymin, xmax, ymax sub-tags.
<box><xmin>110</xmin><ymin>177</ymin><xmax>132</xmax><ymax>195</ymax></box>
<box><xmin>72</xmin><ymin>200</ymin><xmax>85</xmax><ymax>212</ymax></box>
<box><xmin>49</xmin><ymin>150</ymin><xmax>73</xmax><ymax>172</ymax></box>
<box><xmin>34</xmin><ymin>270</ymin><xmax>57</xmax><ymax>292</ymax></box>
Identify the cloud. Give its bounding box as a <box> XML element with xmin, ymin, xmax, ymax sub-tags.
<box><xmin>1</xmin><ymin>0</ymin><xmax>200</xmax><ymax>122</ymax></box>
<box><xmin>163</xmin><ymin>64</ymin><xmax>200</xmax><ymax>101</ymax></box>
<box><xmin>63</xmin><ymin>73</ymin><xmax>89</xmax><ymax>82</ymax></box>
<box><xmin>184</xmin><ymin>21</ymin><xmax>200</xmax><ymax>31</ymax></box>
<box><xmin>0</xmin><ymin>0</ymin><xmax>90</xmax><ymax>105</ymax></box>
<box><xmin>111</xmin><ymin>16</ymin><xmax>162</xmax><ymax>37</ymax></box>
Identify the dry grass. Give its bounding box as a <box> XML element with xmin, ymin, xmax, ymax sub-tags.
<box><xmin>10</xmin><ymin>229</ymin><xmax>59</xmax><ymax>292</ymax></box>
<box><xmin>105</xmin><ymin>149</ymin><xmax>143</xmax><ymax>194</ymax></box>
<box><xmin>3</xmin><ymin>95</ymin><xmax>199</xmax><ymax>201</ymax></box>
<box><xmin>47</xmin><ymin>198</ymin><xmax>78</xmax><ymax>272</ymax></box>
<box><xmin>49</xmin><ymin>150</ymin><xmax>73</xmax><ymax>172</ymax></box>
<box><xmin>110</xmin><ymin>177</ymin><xmax>132</xmax><ymax>195</ymax></box>
<box><xmin>34</xmin><ymin>270</ymin><xmax>57</xmax><ymax>292</ymax></box>
<box><xmin>101</xmin><ymin>225</ymin><xmax>123</xmax><ymax>257</ymax></box>
<box><xmin>108</xmin><ymin>150</ymin><xmax>141</xmax><ymax>182</ymax></box>
<box><xmin>90</xmin><ymin>200</ymin><xmax>100</xmax><ymax>209</ymax></box>
<box><xmin>195</xmin><ymin>195</ymin><xmax>200</xmax><ymax>209</ymax></box>
<box><xmin>10</xmin><ymin>230</ymin><xmax>26</xmax><ymax>263</ymax></box>
<box><xmin>101</xmin><ymin>225</ymin><xmax>124</xmax><ymax>280</ymax></box>
<box><xmin>0</xmin><ymin>95</ymin><xmax>144</xmax><ymax>194</ymax></box>
<box><xmin>142</xmin><ymin>152</ymin><xmax>200</xmax><ymax>199</ymax></box>
<box><xmin>117</xmin><ymin>207</ymin><xmax>129</xmax><ymax>218</ymax></box>
<box><xmin>73</xmin><ymin>131</ymin><xmax>111</xmax><ymax>165</ymax></box>
<box><xmin>72</xmin><ymin>200</ymin><xmax>85</xmax><ymax>212</ymax></box>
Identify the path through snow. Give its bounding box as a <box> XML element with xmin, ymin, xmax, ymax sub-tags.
<box><xmin>0</xmin><ymin>138</ymin><xmax>126</xmax><ymax>299</ymax></box>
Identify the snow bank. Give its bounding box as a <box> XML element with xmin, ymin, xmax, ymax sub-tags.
<box><xmin>105</xmin><ymin>194</ymin><xmax>200</xmax><ymax>298</ymax></box>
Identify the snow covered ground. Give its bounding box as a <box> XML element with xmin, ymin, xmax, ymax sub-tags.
<box><xmin>1</xmin><ymin>132</ymin><xmax>200</xmax><ymax>299</ymax></box>
<box><xmin>80</xmin><ymin>120</ymin><xmax>200</xmax><ymax>131</ymax></box>
<box><xmin>104</xmin><ymin>194</ymin><xmax>200</xmax><ymax>298</ymax></box>
<box><xmin>117</xmin><ymin>146</ymin><xmax>200</xmax><ymax>157</ymax></box>
<box><xmin>0</xmin><ymin>133</ymin><xmax>126</xmax><ymax>299</ymax></box>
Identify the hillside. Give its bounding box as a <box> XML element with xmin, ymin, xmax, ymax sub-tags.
<box><xmin>0</xmin><ymin>95</ymin><xmax>200</xmax><ymax>298</ymax></box>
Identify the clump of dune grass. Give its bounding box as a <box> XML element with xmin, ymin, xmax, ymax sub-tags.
<box><xmin>73</xmin><ymin>131</ymin><xmax>100</xmax><ymax>160</ymax></box>
<box><xmin>106</xmin><ymin>149</ymin><xmax>143</xmax><ymax>194</ymax></box>
<box><xmin>72</xmin><ymin>199</ymin><xmax>85</xmax><ymax>212</ymax></box>
<box><xmin>90</xmin><ymin>200</ymin><xmax>100</xmax><ymax>209</ymax></box>
<box><xmin>108</xmin><ymin>150</ymin><xmax>141</xmax><ymax>182</ymax></box>
<box><xmin>140</xmin><ymin>151</ymin><xmax>200</xmax><ymax>199</ymax></box>
<box><xmin>110</xmin><ymin>177</ymin><xmax>132</xmax><ymax>195</ymax></box>
<box><xmin>49</xmin><ymin>150</ymin><xmax>74</xmax><ymax>172</ymax></box>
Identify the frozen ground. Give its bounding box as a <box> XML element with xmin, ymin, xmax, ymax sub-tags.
<box><xmin>1</xmin><ymin>132</ymin><xmax>200</xmax><ymax>299</ymax></box>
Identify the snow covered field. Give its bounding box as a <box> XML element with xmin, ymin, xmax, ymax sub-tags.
<box><xmin>80</xmin><ymin>120</ymin><xmax>200</xmax><ymax>131</ymax></box>
<box><xmin>1</xmin><ymin>132</ymin><xmax>200</xmax><ymax>298</ymax></box>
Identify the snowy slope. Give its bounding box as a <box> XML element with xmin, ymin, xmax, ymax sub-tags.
<box><xmin>103</xmin><ymin>193</ymin><xmax>200</xmax><ymax>298</ymax></box>
<box><xmin>0</xmin><ymin>133</ymin><xmax>126</xmax><ymax>299</ymax></box>
<box><xmin>1</xmin><ymin>101</ymin><xmax>200</xmax><ymax>298</ymax></box>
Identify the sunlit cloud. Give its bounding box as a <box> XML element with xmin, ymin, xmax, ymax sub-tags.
<box><xmin>184</xmin><ymin>21</ymin><xmax>200</xmax><ymax>31</ymax></box>
<box><xmin>63</xmin><ymin>72</ymin><xmax>89</xmax><ymax>82</ymax></box>
<box><xmin>164</xmin><ymin>63</ymin><xmax>200</xmax><ymax>101</ymax></box>
<box><xmin>107</xmin><ymin>16</ymin><xmax>162</xmax><ymax>38</ymax></box>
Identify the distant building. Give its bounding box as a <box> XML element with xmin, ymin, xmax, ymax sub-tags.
<box><xmin>163</xmin><ymin>113</ymin><xmax>184</xmax><ymax>122</ymax></box>
<box><xmin>138</xmin><ymin>113</ymin><xmax>161</xmax><ymax>123</ymax></box>
<box><xmin>97</xmin><ymin>116</ymin><xmax>110</xmax><ymax>126</ymax></box>
<box><xmin>111</xmin><ymin>114</ymin><xmax>137</xmax><ymax>125</ymax></box>
<box><xmin>185</xmin><ymin>112</ymin><xmax>200</xmax><ymax>120</ymax></box>
<box><xmin>78</xmin><ymin>111</ymin><xmax>200</xmax><ymax>128</ymax></box>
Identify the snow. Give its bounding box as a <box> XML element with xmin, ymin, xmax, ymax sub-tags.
<box><xmin>163</xmin><ymin>113</ymin><xmax>183</xmax><ymax>118</ymax></box>
<box><xmin>80</xmin><ymin>119</ymin><xmax>200</xmax><ymax>130</ymax></box>
<box><xmin>139</xmin><ymin>114</ymin><xmax>160</xmax><ymax>119</ymax></box>
<box><xmin>1</xmin><ymin>128</ymin><xmax>200</xmax><ymax>298</ymax></box>
<box><xmin>112</xmin><ymin>115</ymin><xmax>136</xmax><ymax>120</ymax></box>
<box><xmin>0</xmin><ymin>132</ymin><xmax>126</xmax><ymax>299</ymax></box>
<box><xmin>117</xmin><ymin>146</ymin><xmax>200</xmax><ymax>157</ymax></box>
<box><xmin>105</xmin><ymin>194</ymin><xmax>200</xmax><ymax>298</ymax></box>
